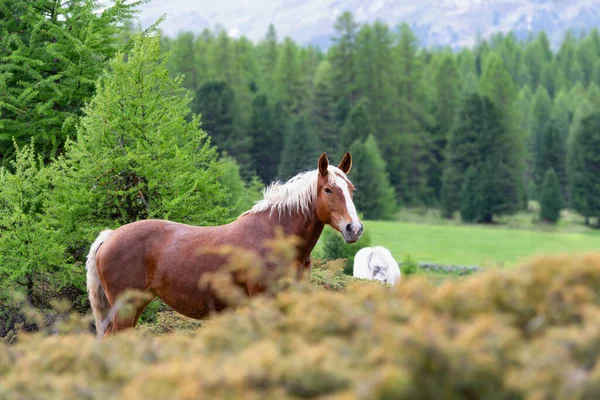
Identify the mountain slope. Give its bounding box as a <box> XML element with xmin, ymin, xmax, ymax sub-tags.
<box><xmin>138</xmin><ymin>0</ymin><xmax>600</xmax><ymax>49</ymax></box>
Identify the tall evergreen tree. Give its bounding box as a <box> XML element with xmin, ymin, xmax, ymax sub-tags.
<box><xmin>57</xmin><ymin>33</ymin><xmax>232</xmax><ymax>229</ymax></box>
<box><xmin>310</xmin><ymin>61</ymin><xmax>338</xmax><ymax>157</ymax></box>
<box><xmin>340</xmin><ymin>100</ymin><xmax>372</xmax><ymax>154</ymax></box>
<box><xmin>278</xmin><ymin>115</ymin><xmax>320</xmax><ymax>180</ymax></box>
<box><xmin>530</xmin><ymin>86</ymin><xmax>553</xmax><ymax>184</ymax></box>
<box><xmin>0</xmin><ymin>0</ymin><xmax>140</xmax><ymax>162</ymax></box>
<box><xmin>248</xmin><ymin>94</ymin><xmax>283</xmax><ymax>184</ymax></box>
<box><xmin>516</xmin><ymin>86</ymin><xmax>533</xmax><ymax>135</ymax></box>
<box><xmin>171</xmin><ymin>32</ymin><xmax>200</xmax><ymax>93</ymax></box>
<box><xmin>274</xmin><ymin>37</ymin><xmax>304</xmax><ymax>114</ymax></box>
<box><xmin>257</xmin><ymin>24</ymin><xmax>279</xmax><ymax>96</ymax></box>
<box><xmin>193</xmin><ymin>81</ymin><xmax>235</xmax><ymax>149</ymax></box>
<box><xmin>329</xmin><ymin>12</ymin><xmax>359</xmax><ymax>106</ymax></box>
<box><xmin>442</xmin><ymin>93</ymin><xmax>523</xmax><ymax>221</ymax></box>
<box><xmin>348</xmin><ymin>136</ymin><xmax>397</xmax><ymax>220</ymax></box>
<box><xmin>535</xmin><ymin>123</ymin><xmax>567</xmax><ymax>200</ymax></box>
<box><xmin>539</xmin><ymin>168</ymin><xmax>563</xmax><ymax>224</ymax></box>
<box><xmin>430</xmin><ymin>53</ymin><xmax>461</xmax><ymax>200</ymax></box>
<box><xmin>552</xmin><ymin>90</ymin><xmax>573</xmax><ymax>139</ymax></box>
<box><xmin>576</xmin><ymin>36</ymin><xmax>598</xmax><ymax>86</ymax></box>
<box><xmin>392</xmin><ymin>22</ymin><xmax>433</xmax><ymax>204</ymax></box>
<box><xmin>568</xmin><ymin>112</ymin><xmax>600</xmax><ymax>226</ymax></box>
<box><xmin>354</xmin><ymin>22</ymin><xmax>399</xmax><ymax>161</ymax></box>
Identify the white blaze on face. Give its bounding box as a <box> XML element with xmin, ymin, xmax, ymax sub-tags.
<box><xmin>333</xmin><ymin>171</ymin><xmax>361</xmax><ymax>234</ymax></box>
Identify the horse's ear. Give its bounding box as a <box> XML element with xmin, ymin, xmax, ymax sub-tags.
<box><xmin>338</xmin><ymin>151</ymin><xmax>352</xmax><ymax>174</ymax></box>
<box><xmin>318</xmin><ymin>152</ymin><xmax>329</xmax><ymax>176</ymax></box>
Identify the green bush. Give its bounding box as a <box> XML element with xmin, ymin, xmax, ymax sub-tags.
<box><xmin>401</xmin><ymin>254</ymin><xmax>419</xmax><ymax>275</ymax></box>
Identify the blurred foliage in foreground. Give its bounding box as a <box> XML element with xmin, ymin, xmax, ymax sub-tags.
<box><xmin>3</xmin><ymin>253</ymin><xmax>600</xmax><ymax>399</ymax></box>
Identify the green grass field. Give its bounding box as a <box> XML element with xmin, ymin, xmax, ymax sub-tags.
<box><xmin>362</xmin><ymin>219</ymin><xmax>600</xmax><ymax>268</ymax></box>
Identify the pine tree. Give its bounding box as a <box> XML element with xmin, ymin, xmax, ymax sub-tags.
<box><xmin>329</xmin><ymin>11</ymin><xmax>359</xmax><ymax>106</ymax></box>
<box><xmin>391</xmin><ymin>22</ymin><xmax>433</xmax><ymax>204</ymax></box>
<box><xmin>430</xmin><ymin>53</ymin><xmax>461</xmax><ymax>200</ymax></box>
<box><xmin>340</xmin><ymin>100</ymin><xmax>372</xmax><ymax>153</ymax></box>
<box><xmin>248</xmin><ymin>94</ymin><xmax>284</xmax><ymax>185</ymax></box>
<box><xmin>442</xmin><ymin>93</ymin><xmax>523</xmax><ymax>222</ymax></box>
<box><xmin>539</xmin><ymin>168</ymin><xmax>563</xmax><ymax>224</ymax></box>
<box><xmin>274</xmin><ymin>37</ymin><xmax>304</xmax><ymax>114</ymax></box>
<box><xmin>576</xmin><ymin>36</ymin><xmax>598</xmax><ymax>86</ymax></box>
<box><xmin>257</xmin><ymin>24</ymin><xmax>279</xmax><ymax>96</ymax></box>
<box><xmin>277</xmin><ymin>114</ymin><xmax>320</xmax><ymax>180</ymax></box>
<box><xmin>516</xmin><ymin>86</ymin><xmax>533</xmax><ymax>134</ymax></box>
<box><xmin>348</xmin><ymin>136</ymin><xmax>397</xmax><ymax>220</ymax></box>
<box><xmin>310</xmin><ymin>61</ymin><xmax>339</xmax><ymax>158</ymax></box>
<box><xmin>354</xmin><ymin>22</ymin><xmax>399</xmax><ymax>166</ymax></box>
<box><xmin>479</xmin><ymin>53</ymin><xmax>518</xmax><ymax>127</ymax></box>
<box><xmin>568</xmin><ymin>112</ymin><xmax>600</xmax><ymax>226</ymax></box>
<box><xmin>55</xmin><ymin>33</ymin><xmax>232</xmax><ymax>229</ymax></box>
<box><xmin>524</xmin><ymin>40</ymin><xmax>546</xmax><ymax>88</ymax></box>
<box><xmin>552</xmin><ymin>90</ymin><xmax>573</xmax><ymax>139</ymax></box>
<box><xmin>530</xmin><ymin>86</ymin><xmax>553</xmax><ymax>185</ymax></box>
<box><xmin>192</xmin><ymin>79</ymin><xmax>253</xmax><ymax>176</ymax></box>
<box><xmin>170</xmin><ymin>32</ymin><xmax>200</xmax><ymax>93</ymax></box>
<box><xmin>460</xmin><ymin>166</ymin><xmax>484</xmax><ymax>223</ymax></box>
<box><xmin>0</xmin><ymin>0</ymin><xmax>140</xmax><ymax>162</ymax></box>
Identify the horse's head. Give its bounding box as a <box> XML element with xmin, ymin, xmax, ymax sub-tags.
<box><xmin>315</xmin><ymin>152</ymin><xmax>363</xmax><ymax>243</ymax></box>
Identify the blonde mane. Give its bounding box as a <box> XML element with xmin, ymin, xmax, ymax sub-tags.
<box><xmin>240</xmin><ymin>166</ymin><xmax>348</xmax><ymax>218</ymax></box>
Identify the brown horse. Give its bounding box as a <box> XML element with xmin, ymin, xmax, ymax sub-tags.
<box><xmin>86</xmin><ymin>152</ymin><xmax>363</xmax><ymax>337</ymax></box>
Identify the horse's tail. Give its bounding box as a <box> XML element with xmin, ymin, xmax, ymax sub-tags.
<box><xmin>86</xmin><ymin>229</ymin><xmax>113</xmax><ymax>339</ymax></box>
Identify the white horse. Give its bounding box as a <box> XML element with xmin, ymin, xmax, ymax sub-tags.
<box><xmin>353</xmin><ymin>246</ymin><xmax>401</xmax><ymax>285</ymax></box>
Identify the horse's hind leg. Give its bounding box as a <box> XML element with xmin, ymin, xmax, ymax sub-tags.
<box><xmin>105</xmin><ymin>293</ymin><xmax>154</xmax><ymax>336</ymax></box>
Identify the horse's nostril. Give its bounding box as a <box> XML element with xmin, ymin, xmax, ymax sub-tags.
<box><xmin>345</xmin><ymin>223</ymin><xmax>353</xmax><ymax>233</ymax></box>
<box><xmin>358</xmin><ymin>225</ymin><xmax>364</xmax><ymax>235</ymax></box>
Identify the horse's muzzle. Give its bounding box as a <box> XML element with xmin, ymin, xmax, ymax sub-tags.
<box><xmin>342</xmin><ymin>222</ymin><xmax>363</xmax><ymax>243</ymax></box>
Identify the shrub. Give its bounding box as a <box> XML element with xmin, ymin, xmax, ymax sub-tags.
<box><xmin>4</xmin><ymin>253</ymin><xmax>600</xmax><ymax>398</ymax></box>
<box><xmin>401</xmin><ymin>254</ymin><xmax>419</xmax><ymax>275</ymax></box>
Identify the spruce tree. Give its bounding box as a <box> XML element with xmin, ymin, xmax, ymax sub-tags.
<box><xmin>539</xmin><ymin>168</ymin><xmax>563</xmax><ymax>224</ymax></box>
<box><xmin>340</xmin><ymin>101</ymin><xmax>372</xmax><ymax>153</ymax></box>
<box><xmin>277</xmin><ymin>114</ymin><xmax>320</xmax><ymax>180</ymax></box>
<box><xmin>310</xmin><ymin>61</ymin><xmax>339</xmax><ymax>158</ymax></box>
<box><xmin>536</xmin><ymin>123</ymin><xmax>567</xmax><ymax>200</ymax></box>
<box><xmin>248</xmin><ymin>94</ymin><xmax>283</xmax><ymax>185</ymax></box>
<box><xmin>391</xmin><ymin>23</ymin><xmax>433</xmax><ymax>204</ymax></box>
<box><xmin>192</xmin><ymin>80</ymin><xmax>253</xmax><ymax>176</ymax></box>
<box><xmin>568</xmin><ymin>112</ymin><xmax>600</xmax><ymax>225</ymax></box>
<box><xmin>55</xmin><ymin>33</ymin><xmax>232</xmax><ymax>231</ymax></box>
<box><xmin>460</xmin><ymin>166</ymin><xmax>483</xmax><ymax>223</ymax></box>
<box><xmin>274</xmin><ymin>37</ymin><xmax>305</xmax><ymax>114</ymax></box>
<box><xmin>551</xmin><ymin>90</ymin><xmax>573</xmax><ymax>139</ymax></box>
<box><xmin>0</xmin><ymin>0</ymin><xmax>140</xmax><ymax>162</ymax></box>
<box><xmin>430</xmin><ymin>53</ymin><xmax>461</xmax><ymax>200</ymax></box>
<box><xmin>329</xmin><ymin>11</ymin><xmax>359</xmax><ymax>106</ymax></box>
<box><xmin>348</xmin><ymin>136</ymin><xmax>397</xmax><ymax>220</ymax></box>
<box><xmin>442</xmin><ymin>93</ymin><xmax>523</xmax><ymax>222</ymax></box>
<box><xmin>530</xmin><ymin>86</ymin><xmax>554</xmax><ymax>185</ymax></box>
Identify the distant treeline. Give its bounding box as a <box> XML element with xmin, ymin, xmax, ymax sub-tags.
<box><xmin>159</xmin><ymin>14</ymin><xmax>600</xmax><ymax>223</ymax></box>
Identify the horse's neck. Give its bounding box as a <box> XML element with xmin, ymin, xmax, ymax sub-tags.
<box><xmin>266</xmin><ymin>208</ymin><xmax>324</xmax><ymax>262</ymax></box>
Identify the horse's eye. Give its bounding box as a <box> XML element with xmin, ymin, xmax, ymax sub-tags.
<box><xmin>324</xmin><ymin>188</ymin><xmax>332</xmax><ymax>194</ymax></box>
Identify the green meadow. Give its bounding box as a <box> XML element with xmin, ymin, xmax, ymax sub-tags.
<box><xmin>360</xmin><ymin>219</ymin><xmax>600</xmax><ymax>267</ymax></box>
